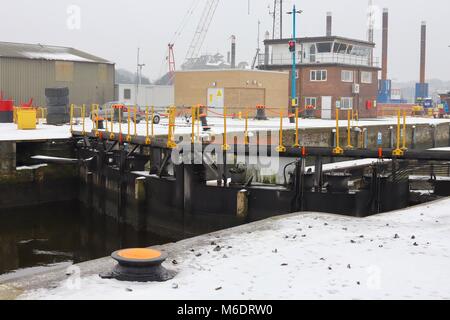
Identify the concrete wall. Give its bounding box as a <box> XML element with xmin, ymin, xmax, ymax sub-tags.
<box><xmin>282</xmin><ymin>122</ymin><xmax>450</xmax><ymax>150</ymax></box>
<box><xmin>0</xmin><ymin>57</ymin><xmax>115</xmax><ymax>106</ymax></box>
<box><xmin>174</xmin><ymin>69</ymin><xmax>289</xmax><ymax>114</ymax></box>
<box><xmin>0</xmin><ymin>142</ymin><xmax>15</xmax><ymax>175</ymax></box>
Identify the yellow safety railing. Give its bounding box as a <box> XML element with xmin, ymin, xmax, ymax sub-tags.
<box><xmin>145</xmin><ymin>106</ymin><xmax>151</xmax><ymax>145</ymax></box>
<box><xmin>81</xmin><ymin>104</ymin><xmax>86</xmax><ymax>135</ymax></box>
<box><xmin>93</xmin><ymin>104</ymin><xmax>100</xmax><ymax>137</ymax></box>
<box><xmin>118</xmin><ymin>106</ymin><xmax>123</xmax><ymax>141</ymax></box>
<box><xmin>293</xmin><ymin>107</ymin><xmax>300</xmax><ymax>148</ymax></box>
<box><xmin>70</xmin><ymin>104</ymin><xmax>74</xmax><ymax>132</ymax></box>
<box><xmin>126</xmin><ymin>106</ymin><xmax>131</xmax><ymax>142</ymax></box>
<box><xmin>110</xmin><ymin>106</ymin><xmax>115</xmax><ymax>140</ymax></box>
<box><xmin>105</xmin><ymin>107</ymin><xmax>109</xmax><ymax>135</ymax></box>
<box><xmin>151</xmin><ymin>106</ymin><xmax>155</xmax><ymax>138</ymax></box>
<box><xmin>167</xmin><ymin>106</ymin><xmax>177</xmax><ymax>149</ymax></box>
<box><xmin>402</xmin><ymin>110</ymin><xmax>408</xmax><ymax>151</ymax></box>
<box><xmin>346</xmin><ymin>109</ymin><xmax>353</xmax><ymax>149</ymax></box>
<box><xmin>35</xmin><ymin>107</ymin><xmax>46</xmax><ymax>125</ymax></box>
<box><xmin>393</xmin><ymin>109</ymin><xmax>404</xmax><ymax>156</ymax></box>
<box><xmin>333</xmin><ymin>108</ymin><xmax>344</xmax><ymax>155</ymax></box>
<box><xmin>134</xmin><ymin>106</ymin><xmax>137</xmax><ymax>137</ymax></box>
<box><xmin>69</xmin><ymin>104</ymin><xmax>86</xmax><ymax>133</ymax></box>
<box><xmin>276</xmin><ymin>108</ymin><xmax>286</xmax><ymax>153</ymax></box>
<box><xmin>191</xmin><ymin>105</ymin><xmax>196</xmax><ymax>144</ymax></box>
<box><xmin>196</xmin><ymin>106</ymin><xmax>201</xmax><ymax>142</ymax></box>
<box><xmin>244</xmin><ymin>110</ymin><xmax>249</xmax><ymax>145</ymax></box>
<box><xmin>222</xmin><ymin>106</ymin><xmax>230</xmax><ymax>151</ymax></box>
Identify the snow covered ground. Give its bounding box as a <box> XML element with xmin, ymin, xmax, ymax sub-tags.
<box><xmin>0</xmin><ymin>123</ymin><xmax>72</xmax><ymax>141</ymax></box>
<box><xmin>21</xmin><ymin>197</ymin><xmax>450</xmax><ymax>300</ymax></box>
<box><xmin>1</xmin><ymin>116</ymin><xmax>449</xmax><ymax>142</ymax></box>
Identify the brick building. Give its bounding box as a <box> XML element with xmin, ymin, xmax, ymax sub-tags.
<box><xmin>258</xmin><ymin>36</ymin><xmax>380</xmax><ymax>119</ymax></box>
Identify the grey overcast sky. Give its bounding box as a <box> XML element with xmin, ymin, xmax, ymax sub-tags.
<box><xmin>1</xmin><ymin>0</ymin><xmax>449</xmax><ymax>82</ymax></box>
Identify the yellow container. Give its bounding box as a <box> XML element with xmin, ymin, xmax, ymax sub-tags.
<box><xmin>17</xmin><ymin>108</ymin><xmax>37</xmax><ymax>130</ymax></box>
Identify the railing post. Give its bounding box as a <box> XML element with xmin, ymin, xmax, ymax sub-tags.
<box><xmin>134</xmin><ymin>106</ymin><xmax>137</xmax><ymax>137</ymax></box>
<box><xmin>293</xmin><ymin>107</ymin><xmax>300</xmax><ymax>148</ymax></box>
<box><xmin>393</xmin><ymin>109</ymin><xmax>404</xmax><ymax>156</ymax></box>
<box><xmin>167</xmin><ymin>106</ymin><xmax>177</xmax><ymax>149</ymax></box>
<box><xmin>118</xmin><ymin>106</ymin><xmax>123</xmax><ymax>143</ymax></box>
<box><xmin>276</xmin><ymin>108</ymin><xmax>286</xmax><ymax>153</ymax></box>
<box><xmin>244</xmin><ymin>110</ymin><xmax>249</xmax><ymax>145</ymax></box>
<box><xmin>126</xmin><ymin>106</ymin><xmax>131</xmax><ymax>142</ymax></box>
<box><xmin>346</xmin><ymin>109</ymin><xmax>353</xmax><ymax>149</ymax></box>
<box><xmin>402</xmin><ymin>110</ymin><xmax>408</xmax><ymax>151</ymax></box>
<box><xmin>82</xmin><ymin>104</ymin><xmax>86</xmax><ymax>135</ymax></box>
<box><xmin>110</xmin><ymin>106</ymin><xmax>115</xmax><ymax>140</ymax></box>
<box><xmin>191</xmin><ymin>105</ymin><xmax>196</xmax><ymax>144</ymax></box>
<box><xmin>145</xmin><ymin>106</ymin><xmax>151</xmax><ymax>145</ymax></box>
<box><xmin>94</xmin><ymin>104</ymin><xmax>99</xmax><ymax>137</ymax></box>
<box><xmin>196</xmin><ymin>105</ymin><xmax>201</xmax><ymax>142</ymax></box>
<box><xmin>333</xmin><ymin>108</ymin><xmax>343</xmax><ymax>155</ymax></box>
<box><xmin>70</xmin><ymin>104</ymin><xmax>74</xmax><ymax>133</ymax></box>
<box><xmin>90</xmin><ymin>104</ymin><xmax>94</xmax><ymax>132</ymax></box>
<box><xmin>222</xmin><ymin>106</ymin><xmax>230</xmax><ymax>151</ymax></box>
<box><xmin>105</xmin><ymin>105</ymin><xmax>109</xmax><ymax>135</ymax></box>
<box><xmin>151</xmin><ymin>106</ymin><xmax>155</xmax><ymax>137</ymax></box>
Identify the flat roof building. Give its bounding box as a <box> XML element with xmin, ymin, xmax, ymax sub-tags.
<box><xmin>174</xmin><ymin>69</ymin><xmax>289</xmax><ymax>116</ymax></box>
<box><xmin>258</xmin><ymin>33</ymin><xmax>381</xmax><ymax>119</ymax></box>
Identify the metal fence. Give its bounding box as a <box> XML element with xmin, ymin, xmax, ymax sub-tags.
<box><xmin>258</xmin><ymin>53</ymin><xmax>380</xmax><ymax>68</ymax></box>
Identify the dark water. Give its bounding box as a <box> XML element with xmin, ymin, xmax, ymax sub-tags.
<box><xmin>0</xmin><ymin>201</ymin><xmax>174</xmax><ymax>279</ymax></box>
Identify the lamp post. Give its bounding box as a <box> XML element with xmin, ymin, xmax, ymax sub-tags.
<box><xmin>287</xmin><ymin>5</ymin><xmax>303</xmax><ymax>123</ymax></box>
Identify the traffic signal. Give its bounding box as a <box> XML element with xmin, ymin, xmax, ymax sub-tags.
<box><xmin>288</xmin><ymin>40</ymin><xmax>296</xmax><ymax>53</ymax></box>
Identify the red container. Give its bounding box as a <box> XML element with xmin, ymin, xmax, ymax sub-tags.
<box><xmin>0</xmin><ymin>100</ymin><xmax>14</xmax><ymax>112</ymax></box>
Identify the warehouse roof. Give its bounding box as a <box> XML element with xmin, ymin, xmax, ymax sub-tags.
<box><xmin>0</xmin><ymin>41</ymin><xmax>114</xmax><ymax>64</ymax></box>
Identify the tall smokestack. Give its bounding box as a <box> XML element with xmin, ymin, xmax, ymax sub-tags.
<box><xmin>231</xmin><ymin>35</ymin><xmax>236</xmax><ymax>69</ymax></box>
<box><xmin>420</xmin><ymin>21</ymin><xmax>427</xmax><ymax>84</ymax></box>
<box><xmin>326</xmin><ymin>12</ymin><xmax>332</xmax><ymax>36</ymax></box>
<box><xmin>381</xmin><ymin>8</ymin><xmax>389</xmax><ymax>80</ymax></box>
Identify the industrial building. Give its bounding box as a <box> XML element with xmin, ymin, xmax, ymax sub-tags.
<box><xmin>258</xmin><ymin>12</ymin><xmax>380</xmax><ymax>119</ymax></box>
<box><xmin>115</xmin><ymin>84</ymin><xmax>174</xmax><ymax>107</ymax></box>
<box><xmin>174</xmin><ymin>69</ymin><xmax>289</xmax><ymax>115</ymax></box>
<box><xmin>0</xmin><ymin>41</ymin><xmax>115</xmax><ymax>107</ymax></box>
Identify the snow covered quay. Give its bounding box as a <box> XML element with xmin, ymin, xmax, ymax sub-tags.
<box><xmin>3</xmin><ymin>196</ymin><xmax>448</xmax><ymax>300</ymax></box>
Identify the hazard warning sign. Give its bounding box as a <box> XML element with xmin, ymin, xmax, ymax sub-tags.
<box><xmin>207</xmin><ymin>88</ymin><xmax>224</xmax><ymax>110</ymax></box>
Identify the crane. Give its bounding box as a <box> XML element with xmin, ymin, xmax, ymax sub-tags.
<box><xmin>184</xmin><ymin>0</ymin><xmax>220</xmax><ymax>63</ymax></box>
<box><xmin>167</xmin><ymin>43</ymin><xmax>176</xmax><ymax>83</ymax></box>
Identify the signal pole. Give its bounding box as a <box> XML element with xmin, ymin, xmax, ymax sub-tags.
<box><xmin>287</xmin><ymin>5</ymin><xmax>302</xmax><ymax>123</ymax></box>
<box><xmin>136</xmin><ymin>48</ymin><xmax>146</xmax><ymax>106</ymax></box>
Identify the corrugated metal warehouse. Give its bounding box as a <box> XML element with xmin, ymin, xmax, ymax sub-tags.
<box><xmin>0</xmin><ymin>41</ymin><xmax>115</xmax><ymax>106</ymax></box>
